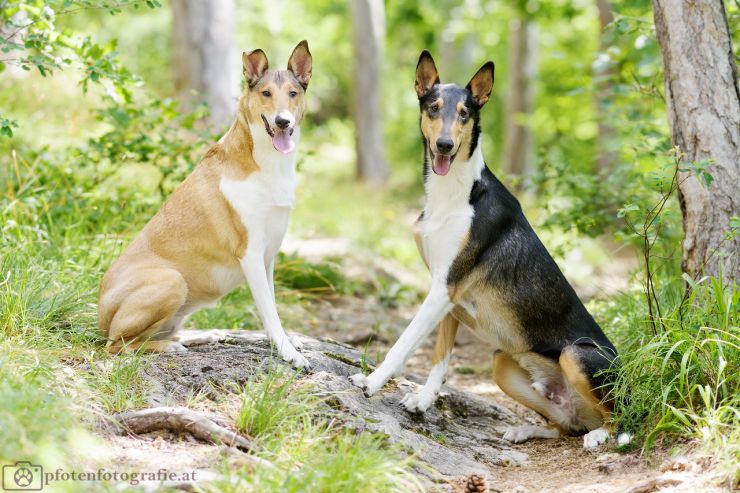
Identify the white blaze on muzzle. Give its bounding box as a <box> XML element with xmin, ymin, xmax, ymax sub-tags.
<box><xmin>272</xmin><ymin>110</ymin><xmax>296</xmax><ymax>154</ymax></box>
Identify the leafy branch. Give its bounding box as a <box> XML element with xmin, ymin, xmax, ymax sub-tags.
<box><xmin>0</xmin><ymin>0</ymin><xmax>162</xmax><ymax>136</ymax></box>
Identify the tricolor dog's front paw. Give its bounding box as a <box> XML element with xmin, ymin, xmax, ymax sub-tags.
<box><xmin>349</xmin><ymin>373</ymin><xmax>369</xmax><ymax>393</ymax></box>
<box><xmin>400</xmin><ymin>391</ymin><xmax>434</xmax><ymax>414</ymax></box>
<box><xmin>349</xmin><ymin>373</ymin><xmax>384</xmax><ymax>396</ymax></box>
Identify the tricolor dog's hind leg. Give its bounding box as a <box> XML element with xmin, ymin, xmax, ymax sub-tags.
<box><xmin>559</xmin><ymin>342</ymin><xmax>617</xmax><ymax>448</ymax></box>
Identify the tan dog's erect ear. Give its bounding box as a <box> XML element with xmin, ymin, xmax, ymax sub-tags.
<box><xmin>466</xmin><ymin>61</ymin><xmax>495</xmax><ymax>107</ymax></box>
<box><xmin>288</xmin><ymin>40</ymin><xmax>312</xmax><ymax>89</ymax></box>
<box><xmin>415</xmin><ymin>50</ymin><xmax>440</xmax><ymax>98</ymax></box>
<box><xmin>243</xmin><ymin>49</ymin><xmax>269</xmax><ymax>88</ymax></box>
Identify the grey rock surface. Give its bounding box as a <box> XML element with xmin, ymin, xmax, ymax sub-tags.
<box><xmin>145</xmin><ymin>329</ymin><xmax>528</xmax><ymax>484</ymax></box>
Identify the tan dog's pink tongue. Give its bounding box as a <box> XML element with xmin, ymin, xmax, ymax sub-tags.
<box><xmin>272</xmin><ymin>130</ymin><xmax>295</xmax><ymax>154</ymax></box>
<box><xmin>433</xmin><ymin>155</ymin><xmax>451</xmax><ymax>176</ymax></box>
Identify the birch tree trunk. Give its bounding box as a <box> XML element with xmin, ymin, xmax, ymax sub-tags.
<box><xmin>652</xmin><ymin>0</ymin><xmax>740</xmax><ymax>280</ymax></box>
<box><xmin>171</xmin><ymin>0</ymin><xmax>238</xmax><ymax>130</ymax></box>
<box><xmin>350</xmin><ymin>0</ymin><xmax>389</xmax><ymax>183</ymax></box>
<box><xmin>502</xmin><ymin>14</ymin><xmax>537</xmax><ymax>180</ymax></box>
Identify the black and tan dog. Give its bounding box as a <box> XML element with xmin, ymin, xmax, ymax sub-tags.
<box><xmin>351</xmin><ymin>51</ymin><xmax>622</xmax><ymax>448</ymax></box>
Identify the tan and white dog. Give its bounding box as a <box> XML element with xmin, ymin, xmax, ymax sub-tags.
<box><xmin>98</xmin><ymin>41</ymin><xmax>313</xmax><ymax>368</ymax></box>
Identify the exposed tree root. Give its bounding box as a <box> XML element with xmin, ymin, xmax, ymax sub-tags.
<box><xmin>110</xmin><ymin>406</ymin><xmax>255</xmax><ymax>452</ymax></box>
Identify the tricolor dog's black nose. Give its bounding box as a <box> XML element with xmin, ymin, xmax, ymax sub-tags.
<box><xmin>275</xmin><ymin>116</ymin><xmax>291</xmax><ymax>129</ymax></box>
<box><xmin>436</xmin><ymin>138</ymin><xmax>453</xmax><ymax>154</ymax></box>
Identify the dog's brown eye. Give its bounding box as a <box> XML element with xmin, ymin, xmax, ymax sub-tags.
<box><xmin>460</xmin><ymin>109</ymin><xmax>469</xmax><ymax>119</ymax></box>
<box><xmin>430</xmin><ymin>104</ymin><xmax>439</xmax><ymax>113</ymax></box>
<box><xmin>289</xmin><ymin>91</ymin><xmax>298</xmax><ymax>98</ymax></box>
<box><xmin>262</xmin><ymin>90</ymin><xmax>271</xmax><ymax>97</ymax></box>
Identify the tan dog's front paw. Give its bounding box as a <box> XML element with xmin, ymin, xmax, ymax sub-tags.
<box><xmin>289</xmin><ymin>334</ymin><xmax>304</xmax><ymax>350</ymax></box>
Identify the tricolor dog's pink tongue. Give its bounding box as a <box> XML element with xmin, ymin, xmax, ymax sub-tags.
<box><xmin>272</xmin><ymin>130</ymin><xmax>295</xmax><ymax>154</ymax></box>
<box><xmin>433</xmin><ymin>154</ymin><xmax>451</xmax><ymax>176</ymax></box>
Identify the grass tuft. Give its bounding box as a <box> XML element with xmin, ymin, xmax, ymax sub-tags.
<box><xmin>223</xmin><ymin>365</ymin><xmax>423</xmax><ymax>493</ymax></box>
<box><xmin>605</xmin><ymin>275</ymin><xmax>739</xmax><ymax>482</ymax></box>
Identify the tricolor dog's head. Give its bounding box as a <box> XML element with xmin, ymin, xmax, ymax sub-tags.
<box><xmin>242</xmin><ymin>40</ymin><xmax>312</xmax><ymax>154</ymax></box>
<box><xmin>415</xmin><ymin>50</ymin><xmax>494</xmax><ymax>176</ymax></box>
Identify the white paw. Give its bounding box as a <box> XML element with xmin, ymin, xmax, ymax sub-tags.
<box><xmin>289</xmin><ymin>335</ymin><xmax>304</xmax><ymax>350</ymax></box>
<box><xmin>503</xmin><ymin>425</ymin><xmax>560</xmax><ymax>443</ymax></box>
<box><xmin>617</xmin><ymin>432</ymin><xmax>632</xmax><ymax>446</ymax></box>
<box><xmin>349</xmin><ymin>373</ymin><xmax>368</xmax><ymax>391</ymax></box>
<box><xmin>165</xmin><ymin>342</ymin><xmax>188</xmax><ymax>352</ymax></box>
<box><xmin>281</xmin><ymin>347</ymin><xmax>310</xmax><ymax>370</ymax></box>
<box><xmin>349</xmin><ymin>372</ymin><xmax>384</xmax><ymax>396</ymax></box>
<box><xmin>583</xmin><ymin>427</ymin><xmax>610</xmax><ymax>448</ymax></box>
<box><xmin>400</xmin><ymin>391</ymin><xmax>434</xmax><ymax>413</ymax></box>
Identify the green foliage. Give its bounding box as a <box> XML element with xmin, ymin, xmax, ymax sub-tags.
<box><xmin>1</xmin><ymin>117</ymin><xmax>18</xmax><ymax>136</ymax></box>
<box><xmin>275</xmin><ymin>252</ymin><xmax>350</xmax><ymax>295</ymax></box>
<box><xmin>0</xmin><ymin>347</ymin><xmax>79</xmax><ymax>463</ymax></box>
<box><xmin>0</xmin><ymin>1</ymin><xmax>162</xmax><ymax>132</ymax></box>
<box><xmin>226</xmin><ymin>365</ymin><xmax>422</xmax><ymax>493</ymax></box>
<box><xmin>85</xmin><ymin>349</ymin><xmax>151</xmax><ymax>413</ymax></box>
<box><xmin>604</xmin><ymin>277</ymin><xmax>739</xmax><ymax>468</ymax></box>
<box><xmin>235</xmin><ymin>365</ymin><xmax>315</xmax><ymax>440</ymax></box>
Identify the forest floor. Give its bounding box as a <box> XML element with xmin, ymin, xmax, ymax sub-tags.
<box><xmin>88</xmin><ymin>237</ymin><xmax>732</xmax><ymax>492</ymax></box>
<box><xmin>304</xmin><ymin>294</ymin><xmax>727</xmax><ymax>493</ymax></box>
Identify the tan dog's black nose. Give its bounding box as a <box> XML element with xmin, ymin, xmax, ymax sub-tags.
<box><xmin>275</xmin><ymin>116</ymin><xmax>291</xmax><ymax>129</ymax></box>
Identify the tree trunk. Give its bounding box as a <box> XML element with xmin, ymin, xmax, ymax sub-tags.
<box><xmin>652</xmin><ymin>0</ymin><xmax>740</xmax><ymax>280</ymax></box>
<box><xmin>440</xmin><ymin>0</ymin><xmax>478</xmax><ymax>75</ymax></box>
<box><xmin>350</xmin><ymin>0</ymin><xmax>389</xmax><ymax>183</ymax></box>
<box><xmin>171</xmin><ymin>0</ymin><xmax>238</xmax><ymax>131</ymax></box>
<box><xmin>502</xmin><ymin>14</ymin><xmax>537</xmax><ymax>182</ymax></box>
<box><xmin>595</xmin><ymin>0</ymin><xmax>617</xmax><ymax>171</ymax></box>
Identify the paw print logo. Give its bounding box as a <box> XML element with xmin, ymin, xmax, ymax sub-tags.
<box><xmin>13</xmin><ymin>468</ymin><xmax>33</xmax><ymax>488</ymax></box>
<box><xmin>2</xmin><ymin>461</ymin><xmax>43</xmax><ymax>490</ymax></box>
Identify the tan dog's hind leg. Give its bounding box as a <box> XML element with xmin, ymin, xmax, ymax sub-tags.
<box><xmin>400</xmin><ymin>314</ymin><xmax>459</xmax><ymax>413</ymax></box>
<box><xmin>493</xmin><ymin>352</ymin><xmax>566</xmax><ymax>443</ymax></box>
<box><xmin>104</xmin><ymin>269</ymin><xmax>187</xmax><ymax>353</ymax></box>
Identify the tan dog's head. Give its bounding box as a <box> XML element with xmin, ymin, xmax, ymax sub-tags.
<box><xmin>415</xmin><ymin>50</ymin><xmax>494</xmax><ymax>176</ymax></box>
<box><xmin>242</xmin><ymin>41</ymin><xmax>312</xmax><ymax>154</ymax></box>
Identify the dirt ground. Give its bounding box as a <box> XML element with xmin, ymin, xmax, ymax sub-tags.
<box><xmin>308</xmin><ymin>294</ymin><xmax>731</xmax><ymax>493</ymax></box>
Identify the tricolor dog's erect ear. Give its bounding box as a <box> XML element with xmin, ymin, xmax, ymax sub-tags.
<box><xmin>466</xmin><ymin>61</ymin><xmax>495</xmax><ymax>107</ymax></box>
<box><xmin>242</xmin><ymin>49</ymin><xmax>269</xmax><ymax>88</ymax></box>
<box><xmin>288</xmin><ymin>40</ymin><xmax>312</xmax><ymax>89</ymax></box>
<box><xmin>415</xmin><ymin>50</ymin><xmax>440</xmax><ymax>98</ymax></box>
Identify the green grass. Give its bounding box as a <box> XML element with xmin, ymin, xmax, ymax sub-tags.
<box><xmin>601</xmin><ymin>274</ymin><xmax>739</xmax><ymax>483</ymax></box>
<box><xmin>234</xmin><ymin>365</ymin><xmax>316</xmax><ymax>440</ymax></box>
<box><xmin>221</xmin><ymin>366</ymin><xmax>424</xmax><ymax>493</ymax></box>
<box><xmin>85</xmin><ymin>350</ymin><xmax>153</xmax><ymax>414</ymax></box>
<box><xmin>0</xmin><ymin>116</ymin><xmax>422</xmax><ymax>491</ymax></box>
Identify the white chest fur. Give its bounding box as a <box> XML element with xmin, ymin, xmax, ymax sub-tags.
<box><xmin>417</xmin><ymin>146</ymin><xmax>484</xmax><ymax>279</ymax></box>
<box><xmin>219</xmin><ymin>124</ymin><xmax>299</xmax><ymax>262</ymax></box>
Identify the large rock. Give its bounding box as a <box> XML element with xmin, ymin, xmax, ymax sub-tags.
<box><xmin>145</xmin><ymin>329</ymin><xmax>527</xmax><ymax>484</ymax></box>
